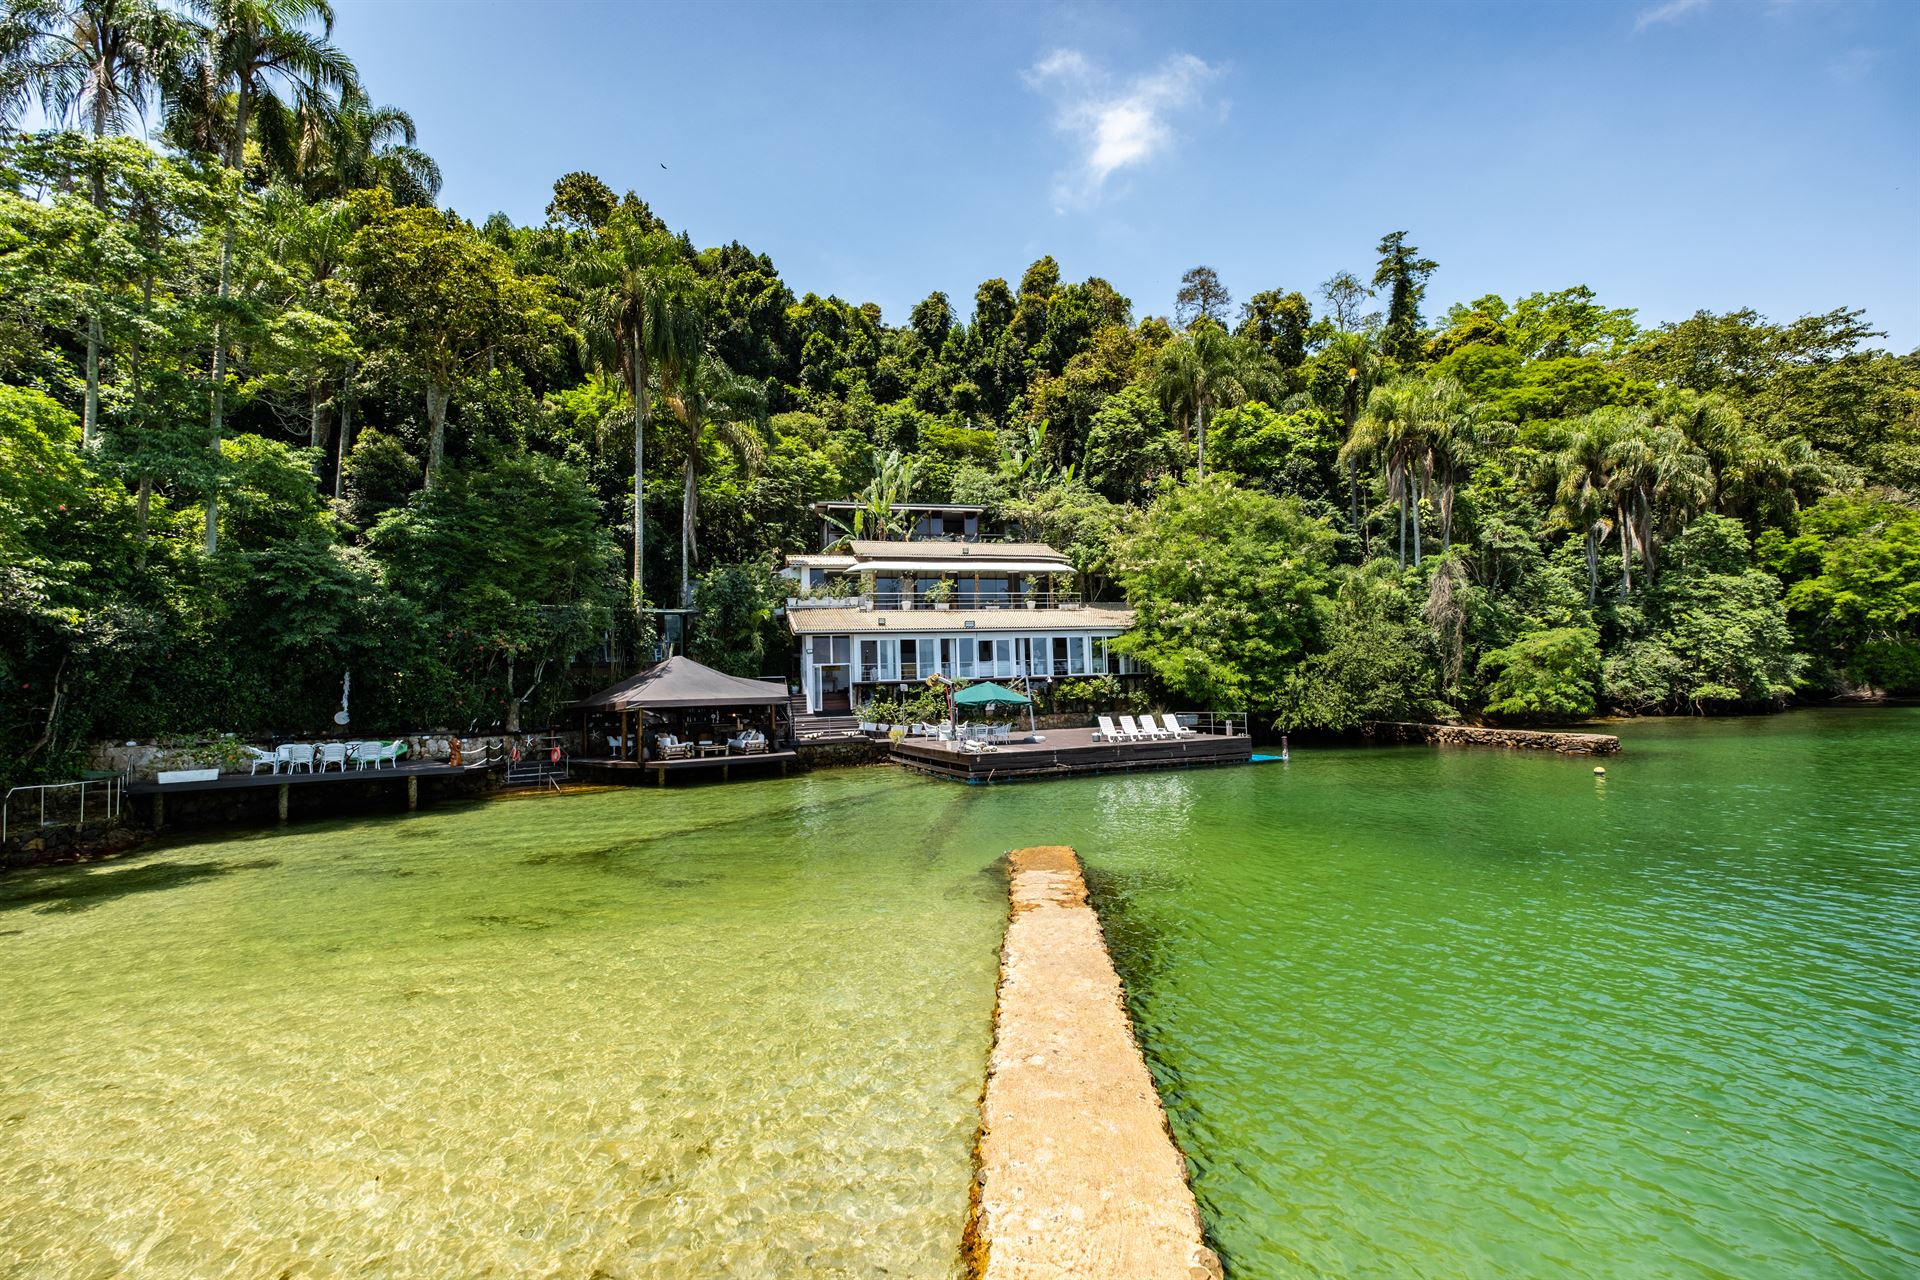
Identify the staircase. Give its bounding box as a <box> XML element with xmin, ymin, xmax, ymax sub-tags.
<box><xmin>790</xmin><ymin>696</ymin><xmax>861</xmax><ymax>739</ymax></box>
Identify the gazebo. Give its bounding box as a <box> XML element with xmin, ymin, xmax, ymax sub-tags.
<box><xmin>573</xmin><ymin>656</ymin><xmax>794</xmax><ymax>780</ymax></box>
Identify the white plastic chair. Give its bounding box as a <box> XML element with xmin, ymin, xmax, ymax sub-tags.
<box><xmin>277</xmin><ymin>743</ymin><xmax>314</xmax><ymax>773</ymax></box>
<box><xmin>245</xmin><ymin>746</ymin><xmax>279</xmax><ymax>775</ymax></box>
<box><xmin>317</xmin><ymin>743</ymin><xmax>349</xmax><ymax>772</ymax></box>
<box><xmin>1161</xmin><ymin>713</ymin><xmax>1196</xmax><ymax>738</ymax></box>
<box><xmin>1119</xmin><ymin>715</ymin><xmax>1161</xmax><ymax>741</ymax></box>
<box><xmin>1097</xmin><ymin>715</ymin><xmax>1130</xmax><ymax>743</ymax></box>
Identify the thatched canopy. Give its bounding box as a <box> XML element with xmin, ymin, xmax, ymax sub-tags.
<box><xmin>575</xmin><ymin>656</ymin><xmax>787</xmax><ymax>712</ymax></box>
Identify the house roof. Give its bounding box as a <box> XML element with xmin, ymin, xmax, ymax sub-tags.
<box><xmin>574</xmin><ymin>655</ymin><xmax>788</xmax><ymax>710</ymax></box>
<box><xmin>786</xmin><ymin>603</ymin><xmax>1134</xmax><ymax>636</ymax></box>
<box><xmin>847</xmin><ymin>540</ymin><xmax>1069</xmax><ymax>563</ymax></box>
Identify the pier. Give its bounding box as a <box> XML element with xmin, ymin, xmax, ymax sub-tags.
<box><xmin>892</xmin><ymin>725</ymin><xmax>1251</xmax><ymax>783</ymax></box>
<box><xmin>966</xmin><ymin>845</ymin><xmax>1221</xmax><ymax>1279</ymax></box>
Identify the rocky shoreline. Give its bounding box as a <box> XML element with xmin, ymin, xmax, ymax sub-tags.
<box><xmin>1363</xmin><ymin>721</ymin><xmax>1623</xmax><ymax>755</ymax></box>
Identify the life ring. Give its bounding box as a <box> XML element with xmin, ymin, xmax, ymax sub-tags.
<box><xmin>549</xmin><ymin>746</ymin><xmax>561</xmax><ymax>764</ymax></box>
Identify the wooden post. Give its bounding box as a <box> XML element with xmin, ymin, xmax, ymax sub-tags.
<box><xmin>277</xmin><ymin>783</ymin><xmax>289</xmax><ymax>823</ymax></box>
<box><xmin>655</xmin><ymin>766</ymin><xmax>665</xmax><ymax>788</ymax></box>
<box><xmin>152</xmin><ymin>792</ymin><xmax>165</xmax><ymax>829</ymax></box>
<box><xmin>407</xmin><ymin>775</ymin><xmax>419</xmax><ymax>810</ymax></box>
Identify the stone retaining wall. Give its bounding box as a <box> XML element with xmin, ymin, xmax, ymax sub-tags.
<box><xmin>1364</xmin><ymin>721</ymin><xmax>1621</xmax><ymax>755</ymax></box>
<box><xmin>966</xmin><ymin>845</ymin><xmax>1221</xmax><ymax>1279</ymax></box>
<box><xmin>792</xmin><ymin>738</ymin><xmax>888</xmax><ymax>769</ymax></box>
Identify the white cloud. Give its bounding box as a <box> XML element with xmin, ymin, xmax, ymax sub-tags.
<box><xmin>1025</xmin><ymin>50</ymin><xmax>1220</xmax><ymax>205</ymax></box>
<box><xmin>1634</xmin><ymin>0</ymin><xmax>1710</xmax><ymax>33</ymax></box>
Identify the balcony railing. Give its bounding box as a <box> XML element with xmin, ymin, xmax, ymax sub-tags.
<box><xmin>790</xmin><ymin>591</ymin><xmax>1085</xmax><ymax>612</ymax></box>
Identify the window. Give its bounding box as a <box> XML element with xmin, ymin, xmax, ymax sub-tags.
<box><xmin>1068</xmin><ymin>636</ymin><xmax>1087</xmax><ymax>674</ymax></box>
<box><xmin>859</xmin><ymin>638</ymin><xmax>880</xmax><ymax>682</ymax></box>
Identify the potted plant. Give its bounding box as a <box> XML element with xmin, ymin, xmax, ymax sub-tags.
<box><xmin>923</xmin><ymin>579</ymin><xmax>954</xmax><ymax>611</ymax></box>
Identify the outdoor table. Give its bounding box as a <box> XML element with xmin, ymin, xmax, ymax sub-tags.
<box><xmin>697</xmin><ymin>742</ymin><xmax>729</xmax><ymax>758</ymax></box>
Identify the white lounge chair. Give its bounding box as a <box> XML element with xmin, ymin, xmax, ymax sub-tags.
<box><xmin>1161</xmin><ymin>713</ymin><xmax>1196</xmax><ymax>738</ymax></box>
<box><xmin>245</xmin><ymin>746</ymin><xmax>279</xmax><ymax>775</ymax></box>
<box><xmin>277</xmin><ymin>743</ymin><xmax>314</xmax><ymax>773</ymax></box>
<box><xmin>1119</xmin><ymin>715</ymin><xmax>1163</xmax><ymax>741</ymax></box>
<box><xmin>1096</xmin><ymin>715</ymin><xmax>1130</xmax><ymax>742</ymax></box>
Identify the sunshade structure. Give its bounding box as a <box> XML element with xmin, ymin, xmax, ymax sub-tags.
<box><xmin>575</xmin><ymin>656</ymin><xmax>791</xmax><ymax>765</ymax></box>
<box><xmin>952</xmin><ymin>679</ymin><xmax>1036</xmax><ymax>733</ymax></box>
<box><xmin>952</xmin><ymin>681</ymin><xmax>1030</xmax><ymax>707</ymax></box>
<box><xmin>578</xmin><ymin>655</ymin><xmax>788</xmax><ymax>712</ymax></box>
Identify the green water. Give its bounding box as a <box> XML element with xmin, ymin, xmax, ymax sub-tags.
<box><xmin>0</xmin><ymin>771</ymin><xmax>1003</xmax><ymax>1278</ymax></box>
<box><xmin>940</xmin><ymin>708</ymin><xmax>1920</xmax><ymax>1278</ymax></box>
<box><xmin>5</xmin><ymin>712</ymin><xmax>1917</xmax><ymax>1278</ymax></box>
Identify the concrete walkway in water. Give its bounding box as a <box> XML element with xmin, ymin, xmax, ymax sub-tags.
<box><xmin>966</xmin><ymin>846</ymin><xmax>1222</xmax><ymax>1280</ymax></box>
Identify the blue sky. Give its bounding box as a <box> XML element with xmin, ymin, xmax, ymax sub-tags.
<box><xmin>331</xmin><ymin>0</ymin><xmax>1918</xmax><ymax>348</ymax></box>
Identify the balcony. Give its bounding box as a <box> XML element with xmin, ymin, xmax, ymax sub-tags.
<box><xmin>784</xmin><ymin>591</ymin><xmax>1084</xmax><ymax>613</ymax></box>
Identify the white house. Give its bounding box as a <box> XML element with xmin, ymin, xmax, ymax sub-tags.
<box><xmin>783</xmin><ymin>504</ymin><xmax>1137</xmax><ymax>713</ymax></box>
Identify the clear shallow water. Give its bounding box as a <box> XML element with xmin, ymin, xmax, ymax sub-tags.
<box><xmin>5</xmin><ymin>712</ymin><xmax>1916</xmax><ymax>1279</ymax></box>
<box><xmin>0</xmin><ymin>770</ymin><xmax>1003</xmax><ymax>1278</ymax></box>
<box><xmin>944</xmin><ymin>709</ymin><xmax>1920</xmax><ymax>1278</ymax></box>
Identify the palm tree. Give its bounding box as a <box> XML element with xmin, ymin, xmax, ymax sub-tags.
<box><xmin>1605</xmin><ymin>412</ymin><xmax>1711</xmax><ymax>593</ymax></box>
<box><xmin>571</xmin><ymin>210</ymin><xmax>698</xmax><ymax>612</ymax></box>
<box><xmin>1324</xmin><ymin>328</ymin><xmax>1380</xmax><ymax>551</ymax></box>
<box><xmin>1151</xmin><ymin>322</ymin><xmax>1277</xmax><ymax>480</ymax></box>
<box><xmin>1553</xmin><ymin>409</ymin><xmax>1626</xmax><ymax>604</ymax></box>
<box><xmin>166</xmin><ymin>0</ymin><xmax>358</xmax><ymax>552</ymax></box>
<box><xmin>667</xmin><ymin>349</ymin><xmax>767</xmax><ymax>605</ymax></box>
<box><xmin>263</xmin><ymin>82</ymin><xmax>439</xmax><ymax>205</ymax></box>
<box><xmin>1422</xmin><ymin>377</ymin><xmax>1510</xmax><ymax>556</ymax></box>
<box><xmin>1341</xmin><ymin>379</ymin><xmax>1434</xmax><ymax>569</ymax></box>
<box><xmin>1</xmin><ymin>0</ymin><xmax>178</xmax><ymax>446</ymax></box>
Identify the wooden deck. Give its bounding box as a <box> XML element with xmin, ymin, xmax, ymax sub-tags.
<box><xmin>889</xmin><ymin>727</ymin><xmax>1250</xmax><ymax>783</ymax></box>
<box><xmin>126</xmin><ymin>761</ymin><xmax>497</xmax><ymax>796</ymax></box>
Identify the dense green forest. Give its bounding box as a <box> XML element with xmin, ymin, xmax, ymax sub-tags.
<box><xmin>3</xmin><ymin>0</ymin><xmax>1918</xmax><ymax>786</ymax></box>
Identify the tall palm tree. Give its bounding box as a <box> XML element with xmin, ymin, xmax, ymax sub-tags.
<box><xmin>166</xmin><ymin>0</ymin><xmax>358</xmax><ymax>552</ymax></box>
<box><xmin>1324</xmin><ymin>328</ymin><xmax>1380</xmax><ymax>551</ymax></box>
<box><xmin>1151</xmin><ymin>322</ymin><xmax>1276</xmax><ymax>479</ymax></box>
<box><xmin>1553</xmin><ymin>409</ymin><xmax>1626</xmax><ymax>604</ymax></box>
<box><xmin>667</xmin><ymin>349</ymin><xmax>767</xmax><ymax>605</ymax></box>
<box><xmin>1422</xmin><ymin>376</ymin><xmax>1510</xmax><ymax>556</ymax></box>
<box><xmin>1605</xmin><ymin>412</ymin><xmax>1711</xmax><ymax>594</ymax></box>
<box><xmin>1341</xmin><ymin>378</ymin><xmax>1435</xmax><ymax>570</ymax></box>
<box><xmin>263</xmin><ymin>82</ymin><xmax>439</xmax><ymax>205</ymax></box>
<box><xmin>1</xmin><ymin>0</ymin><xmax>178</xmax><ymax>446</ymax></box>
<box><xmin>571</xmin><ymin>211</ymin><xmax>698</xmax><ymax>612</ymax></box>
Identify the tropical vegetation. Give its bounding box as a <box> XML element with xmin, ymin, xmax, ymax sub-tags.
<box><xmin>3</xmin><ymin>0</ymin><xmax>1917</xmax><ymax>785</ymax></box>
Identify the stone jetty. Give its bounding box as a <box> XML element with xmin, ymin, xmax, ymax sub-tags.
<box><xmin>966</xmin><ymin>845</ymin><xmax>1221</xmax><ymax>1279</ymax></box>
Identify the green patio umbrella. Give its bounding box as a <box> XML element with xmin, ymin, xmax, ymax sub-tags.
<box><xmin>952</xmin><ymin>680</ymin><xmax>1035</xmax><ymax>733</ymax></box>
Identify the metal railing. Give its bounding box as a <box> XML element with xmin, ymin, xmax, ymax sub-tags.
<box><xmin>3</xmin><ymin>776</ymin><xmax>124</xmax><ymax>843</ymax></box>
<box><xmin>863</xmin><ymin>590</ymin><xmax>1082</xmax><ymax>612</ymax></box>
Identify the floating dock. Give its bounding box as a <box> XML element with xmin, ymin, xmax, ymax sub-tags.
<box><xmin>966</xmin><ymin>845</ymin><xmax>1221</xmax><ymax>1279</ymax></box>
<box><xmin>892</xmin><ymin>727</ymin><xmax>1250</xmax><ymax>784</ymax></box>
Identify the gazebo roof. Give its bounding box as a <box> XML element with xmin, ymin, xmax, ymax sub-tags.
<box><xmin>575</xmin><ymin>655</ymin><xmax>787</xmax><ymax>711</ymax></box>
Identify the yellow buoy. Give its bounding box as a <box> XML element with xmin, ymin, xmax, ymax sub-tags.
<box><xmin>1593</xmin><ymin>766</ymin><xmax>1607</xmax><ymax>775</ymax></box>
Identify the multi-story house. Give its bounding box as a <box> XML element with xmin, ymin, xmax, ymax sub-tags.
<box><xmin>782</xmin><ymin>501</ymin><xmax>1138</xmax><ymax>714</ymax></box>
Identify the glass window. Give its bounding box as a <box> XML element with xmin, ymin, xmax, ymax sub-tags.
<box><xmin>1069</xmin><ymin>636</ymin><xmax>1087</xmax><ymax>674</ymax></box>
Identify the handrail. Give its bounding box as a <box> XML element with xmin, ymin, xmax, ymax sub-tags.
<box><xmin>3</xmin><ymin>776</ymin><xmax>124</xmax><ymax>844</ymax></box>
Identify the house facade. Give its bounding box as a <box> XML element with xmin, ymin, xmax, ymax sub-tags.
<box><xmin>782</xmin><ymin>502</ymin><xmax>1137</xmax><ymax>713</ymax></box>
